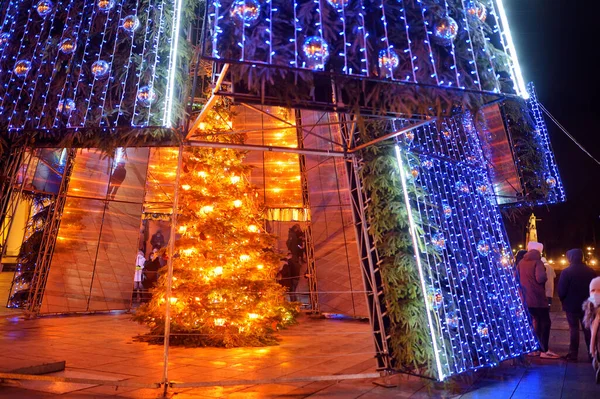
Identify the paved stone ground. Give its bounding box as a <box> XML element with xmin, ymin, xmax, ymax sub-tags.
<box><xmin>0</xmin><ymin>307</ymin><xmax>599</xmax><ymax>398</ymax></box>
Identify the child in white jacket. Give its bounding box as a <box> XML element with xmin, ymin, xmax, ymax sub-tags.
<box><xmin>134</xmin><ymin>250</ymin><xmax>145</xmax><ymax>302</ymax></box>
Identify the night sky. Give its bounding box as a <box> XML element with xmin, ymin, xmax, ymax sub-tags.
<box><xmin>501</xmin><ymin>0</ymin><xmax>600</xmax><ymax>258</ymax></box>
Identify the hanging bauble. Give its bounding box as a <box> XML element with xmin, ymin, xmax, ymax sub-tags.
<box><xmin>500</xmin><ymin>253</ymin><xmax>512</xmax><ymax>267</ymax></box>
<box><xmin>57</xmin><ymin>98</ymin><xmax>76</xmax><ymax>115</ymax></box>
<box><xmin>477</xmin><ymin>322</ymin><xmax>489</xmax><ymax>338</ymax></box>
<box><xmin>427</xmin><ymin>288</ymin><xmax>443</xmax><ymax>310</ymax></box>
<box><xmin>230</xmin><ymin>0</ymin><xmax>261</xmax><ymax>23</ymax></box>
<box><xmin>59</xmin><ymin>37</ymin><xmax>76</xmax><ymax>54</ymax></box>
<box><xmin>326</xmin><ymin>0</ymin><xmax>348</xmax><ymax>9</ymax></box>
<box><xmin>441</xmin><ymin>129</ymin><xmax>452</xmax><ymax>139</ymax></box>
<box><xmin>122</xmin><ymin>15</ymin><xmax>140</xmax><ymax>33</ymax></box>
<box><xmin>455</xmin><ymin>181</ymin><xmax>470</xmax><ymax>194</ymax></box>
<box><xmin>302</xmin><ymin>36</ymin><xmax>329</xmax><ymax>70</ymax></box>
<box><xmin>475</xmin><ymin>182</ymin><xmax>490</xmax><ymax>195</ymax></box>
<box><xmin>422</xmin><ymin>159</ymin><xmax>434</xmax><ymax>170</ymax></box>
<box><xmin>433</xmin><ymin>16</ymin><xmax>458</xmax><ymax>44</ymax></box>
<box><xmin>477</xmin><ymin>240</ymin><xmax>490</xmax><ymax>256</ymax></box>
<box><xmin>36</xmin><ymin>0</ymin><xmax>53</xmax><ymax>17</ymax></box>
<box><xmin>14</xmin><ymin>60</ymin><xmax>31</xmax><ymax>78</ymax></box>
<box><xmin>445</xmin><ymin>311</ymin><xmax>459</xmax><ymax>329</ymax></box>
<box><xmin>0</xmin><ymin>32</ymin><xmax>10</xmax><ymax>47</ymax></box>
<box><xmin>431</xmin><ymin>233</ymin><xmax>446</xmax><ymax>252</ymax></box>
<box><xmin>466</xmin><ymin>1</ymin><xmax>487</xmax><ymax>22</ymax></box>
<box><xmin>97</xmin><ymin>0</ymin><xmax>115</xmax><ymax>12</ymax></box>
<box><xmin>91</xmin><ymin>60</ymin><xmax>110</xmax><ymax>78</ymax></box>
<box><xmin>457</xmin><ymin>263</ymin><xmax>469</xmax><ymax>281</ymax></box>
<box><xmin>410</xmin><ymin>167</ymin><xmax>419</xmax><ymax>178</ymax></box>
<box><xmin>405</xmin><ymin>131</ymin><xmax>415</xmax><ymax>144</ymax></box>
<box><xmin>442</xmin><ymin>202</ymin><xmax>452</xmax><ymax>219</ymax></box>
<box><xmin>378</xmin><ymin>49</ymin><xmax>399</xmax><ymax>74</ymax></box>
<box><xmin>545</xmin><ymin>176</ymin><xmax>557</xmax><ymax>188</ymax></box>
<box><xmin>137</xmin><ymin>86</ymin><xmax>157</xmax><ymax>106</ymax></box>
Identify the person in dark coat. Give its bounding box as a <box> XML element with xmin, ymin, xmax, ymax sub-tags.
<box><xmin>108</xmin><ymin>161</ymin><xmax>127</xmax><ymax>200</ymax></box>
<box><xmin>517</xmin><ymin>241</ymin><xmax>559</xmax><ymax>358</ymax></box>
<box><xmin>141</xmin><ymin>249</ymin><xmax>161</xmax><ymax>301</ymax></box>
<box><xmin>558</xmin><ymin>248</ymin><xmax>598</xmax><ymax>361</ymax></box>
<box><xmin>150</xmin><ymin>229</ymin><xmax>166</xmax><ymax>250</ymax></box>
<box><xmin>515</xmin><ymin>249</ymin><xmax>527</xmax><ymax>266</ymax></box>
<box><xmin>286</xmin><ymin>224</ymin><xmax>305</xmax><ymax>263</ymax></box>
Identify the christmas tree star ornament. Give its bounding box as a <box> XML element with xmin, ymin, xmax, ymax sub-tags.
<box><xmin>35</xmin><ymin>0</ymin><xmax>53</xmax><ymax>17</ymax></box>
<box><xmin>230</xmin><ymin>0</ymin><xmax>261</xmax><ymax>23</ymax></box>
<box><xmin>302</xmin><ymin>36</ymin><xmax>329</xmax><ymax>70</ymax></box>
<box><xmin>59</xmin><ymin>38</ymin><xmax>76</xmax><ymax>54</ymax></box>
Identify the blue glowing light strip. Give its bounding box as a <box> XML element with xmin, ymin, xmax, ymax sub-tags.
<box><xmin>266</xmin><ymin>0</ymin><xmax>273</xmax><ymax>64</ymax></box>
<box><xmin>357</xmin><ymin>0</ymin><xmax>368</xmax><ymax>75</ymax></box>
<box><xmin>130</xmin><ymin>0</ymin><xmax>156</xmax><ymax>126</ymax></box>
<box><xmin>415</xmin><ymin>0</ymin><xmax>439</xmax><ymax>84</ymax></box>
<box><xmin>115</xmin><ymin>3</ymin><xmax>144</xmax><ymax>126</ymax></box>
<box><xmin>0</xmin><ymin>3</ymin><xmax>38</xmax><ymax>114</ymax></box>
<box><xmin>314</xmin><ymin>0</ymin><xmax>325</xmax><ymax>71</ymax></box>
<box><xmin>337</xmin><ymin>0</ymin><xmax>348</xmax><ymax>73</ymax></box>
<box><xmin>395</xmin><ymin>144</ymin><xmax>445</xmax><ymax>381</ymax></box>
<box><xmin>55</xmin><ymin>1</ymin><xmax>100</xmax><ymax>127</ymax></box>
<box><xmin>163</xmin><ymin>0</ymin><xmax>185</xmax><ymax>127</ymax></box>
<box><xmin>144</xmin><ymin>0</ymin><xmax>167</xmax><ymax>126</ymax></box>
<box><xmin>440</xmin><ymin>1</ymin><xmax>460</xmax><ymax>87</ymax></box>
<box><xmin>526</xmin><ymin>82</ymin><xmax>566</xmax><ymax>202</ymax></box>
<box><xmin>377</xmin><ymin>0</ymin><xmax>395</xmax><ymax>80</ymax></box>
<box><xmin>490</xmin><ymin>0</ymin><xmax>528</xmax><ymax>98</ymax></box>
<box><xmin>34</xmin><ymin>0</ymin><xmax>78</xmax><ymax>128</ymax></box>
<box><xmin>8</xmin><ymin>0</ymin><xmax>65</xmax><ymax>128</ymax></box>
<box><xmin>290</xmin><ymin>0</ymin><xmax>298</xmax><ymax>67</ymax></box>
<box><xmin>398</xmin><ymin>1</ymin><xmax>416</xmax><ymax>82</ymax></box>
<box><xmin>210</xmin><ymin>0</ymin><xmax>221</xmax><ymax>59</ymax></box>
<box><xmin>457</xmin><ymin>0</ymin><xmax>481</xmax><ymax>90</ymax></box>
<box><xmin>81</xmin><ymin>3</ymin><xmax>122</xmax><ymax>125</ymax></box>
<box><xmin>49</xmin><ymin>0</ymin><xmax>93</xmax><ymax>127</ymax></box>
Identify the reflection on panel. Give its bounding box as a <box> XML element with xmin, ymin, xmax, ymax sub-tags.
<box><xmin>144</xmin><ymin>148</ymin><xmax>179</xmax><ymax>214</ymax></box>
<box><xmin>67</xmin><ymin>150</ymin><xmax>111</xmax><ymax>199</ymax></box>
<box><xmin>41</xmin><ymin>198</ymin><xmax>105</xmax><ymax>313</ymax></box>
<box><xmin>108</xmin><ymin>148</ymin><xmax>149</xmax><ymax>204</ymax></box>
<box><xmin>88</xmin><ymin>202</ymin><xmax>143</xmax><ymax>311</ymax></box>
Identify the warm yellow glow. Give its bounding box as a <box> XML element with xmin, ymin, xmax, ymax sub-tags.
<box><xmin>182</xmin><ymin>184</ymin><xmax>191</xmax><ymax>191</ymax></box>
<box><xmin>247</xmin><ymin>225</ymin><xmax>258</xmax><ymax>232</ymax></box>
<box><xmin>182</xmin><ymin>248</ymin><xmax>195</xmax><ymax>256</ymax></box>
<box><xmin>247</xmin><ymin>313</ymin><xmax>259</xmax><ymax>319</ymax></box>
<box><xmin>214</xmin><ymin>318</ymin><xmax>225</xmax><ymax>326</ymax></box>
<box><xmin>233</xmin><ymin>199</ymin><xmax>243</xmax><ymax>208</ymax></box>
<box><xmin>230</xmin><ymin>175</ymin><xmax>241</xmax><ymax>184</ymax></box>
<box><xmin>272</xmin><ymin>188</ymin><xmax>281</xmax><ymax>193</ymax></box>
<box><xmin>198</xmin><ymin>171</ymin><xmax>207</xmax><ymax>178</ymax></box>
<box><xmin>560</xmin><ymin>259</ymin><xmax>567</xmax><ymax>265</ymax></box>
<box><xmin>169</xmin><ymin>297</ymin><xmax>178</xmax><ymax>304</ymax></box>
<box><xmin>178</xmin><ymin>225</ymin><xmax>187</xmax><ymax>234</ymax></box>
<box><xmin>240</xmin><ymin>254</ymin><xmax>250</xmax><ymax>262</ymax></box>
<box><xmin>256</xmin><ymin>264</ymin><xmax>264</xmax><ymax>270</ymax></box>
<box><xmin>213</xmin><ymin>266</ymin><xmax>223</xmax><ymax>276</ymax></box>
<box><xmin>199</xmin><ymin>122</ymin><xmax>206</xmax><ymax>130</ymax></box>
<box><xmin>200</xmin><ymin>205</ymin><xmax>214</xmax><ymax>213</ymax></box>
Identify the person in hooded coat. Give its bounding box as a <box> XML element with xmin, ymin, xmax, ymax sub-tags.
<box><xmin>517</xmin><ymin>241</ymin><xmax>559</xmax><ymax>358</ymax></box>
<box><xmin>582</xmin><ymin>276</ymin><xmax>600</xmax><ymax>383</ymax></box>
<box><xmin>558</xmin><ymin>248</ymin><xmax>597</xmax><ymax>361</ymax></box>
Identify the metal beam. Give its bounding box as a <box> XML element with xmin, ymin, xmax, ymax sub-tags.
<box><xmin>186</xmin><ymin>140</ymin><xmax>348</xmax><ymax>158</ymax></box>
<box><xmin>348</xmin><ymin>119</ymin><xmax>434</xmax><ymax>153</ymax></box>
<box><xmin>185</xmin><ymin>63</ymin><xmax>230</xmax><ymax>140</ymax></box>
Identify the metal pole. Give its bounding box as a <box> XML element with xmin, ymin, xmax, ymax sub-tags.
<box><xmin>161</xmin><ymin>142</ymin><xmax>184</xmax><ymax>396</ymax></box>
<box><xmin>186</xmin><ymin>140</ymin><xmax>348</xmax><ymax>158</ymax></box>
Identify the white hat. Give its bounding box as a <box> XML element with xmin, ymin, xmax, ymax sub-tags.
<box><xmin>590</xmin><ymin>277</ymin><xmax>600</xmax><ymax>293</ymax></box>
<box><xmin>527</xmin><ymin>241</ymin><xmax>544</xmax><ymax>254</ymax></box>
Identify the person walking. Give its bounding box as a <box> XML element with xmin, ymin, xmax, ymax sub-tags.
<box><xmin>582</xmin><ymin>277</ymin><xmax>600</xmax><ymax>383</ymax></box>
<box><xmin>517</xmin><ymin>241</ymin><xmax>560</xmax><ymax>358</ymax></box>
<box><xmin>542</xmin><ymin>256</ymin><xmax>556</xmax><ymax>307</ymax></box>
<box><xmin>150</xmin><ymin>229</ymin><xmax>166</xmax><ymax>251</ymax></box>
<box><xmin>558</xmin><ymin>248</ymin><xmax>597</xmax><ymax>361</ymax></box>
<box><xmin>108</xmin><ymin>161</ymin><xmax>127</xmax><ymax>200</ymax></box>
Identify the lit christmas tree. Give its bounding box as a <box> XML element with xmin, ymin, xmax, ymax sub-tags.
<box><xmin>134</xmin><ymin>103</ymin><xmax>297</xmax><ymax>347</ymax></box>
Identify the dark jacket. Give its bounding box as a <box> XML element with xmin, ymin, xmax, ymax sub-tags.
<box><xmin>517</xmin><ymin>249</ymin><xmax>548</xmax><ymax>308</ymax></box>
<box><xmin>557</xmin><ymin>249</ymin><xmax>597</xmax><ymax>313</ymax></box>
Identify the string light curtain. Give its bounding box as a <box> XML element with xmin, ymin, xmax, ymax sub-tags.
<box><xmin>392</xmin><ymin>115</ymin><xmax>538</xmax><ymax>379</ymax></box>
<box><xmin>0</xmin><ymin>0</ymin><xmax>185</xmax><ymax>130</ymax></box>
<box><xmin>205</xmin><ymin>0</ymin><xmax>523</xmax><ymax>95</ymax></box>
